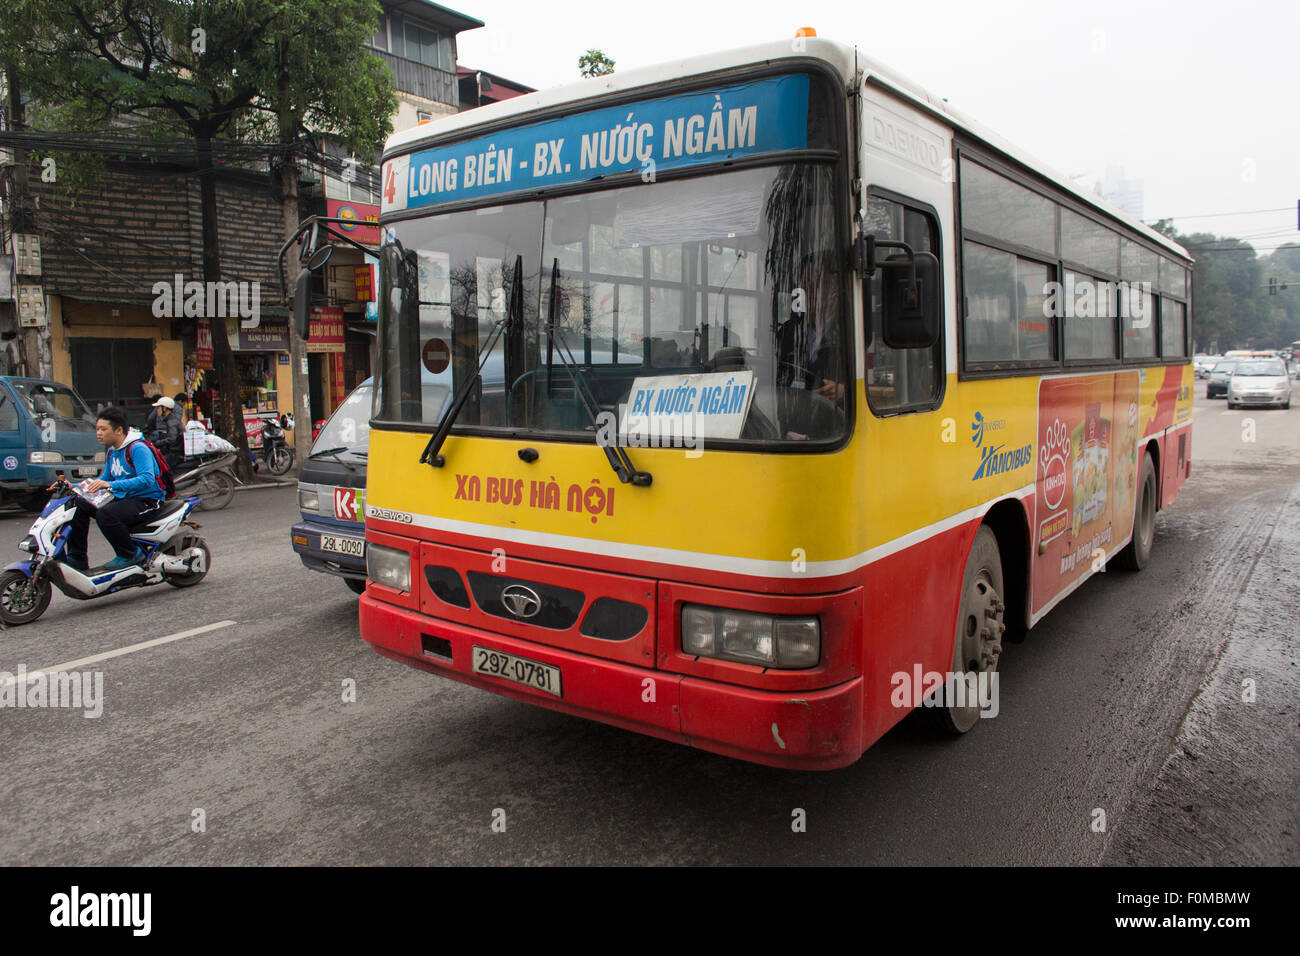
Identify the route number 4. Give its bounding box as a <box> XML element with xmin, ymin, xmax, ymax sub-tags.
<box><xmin>383</xmin><ymin>164</ymin><xmax>397</xmax><ymax>206</ymax></box>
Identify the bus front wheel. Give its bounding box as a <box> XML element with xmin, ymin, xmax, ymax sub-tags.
<box><xmin>934</xmin><ymin>525</ymin><xmax>1005</xmax><ymax>734</ymax></box>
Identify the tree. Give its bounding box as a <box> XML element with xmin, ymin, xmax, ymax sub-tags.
<box><xmin>1</xmin><ymin>0</ymin><xmax>395</xmax><ymax>476</ymax></box>
<box><xmin>1150</xmin><ymin>219</ymin><xmax>1284</xmax><ymax>350</ymax></box>
<box><xmin>578</xmin><ymin>49</ymin><xmax>614</xmax><ymax>78</ymax></box>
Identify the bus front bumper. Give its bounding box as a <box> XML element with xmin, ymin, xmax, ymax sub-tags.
<box><xmin>359</xmin><ymin>594</ymin><xmax>864</xmax><ymax>770</ymax></box>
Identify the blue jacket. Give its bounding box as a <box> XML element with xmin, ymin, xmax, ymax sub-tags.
<box><xmin>102</xmin><ymin>431</ymin><xmax>165</xmax><ymax>500</ymax></box>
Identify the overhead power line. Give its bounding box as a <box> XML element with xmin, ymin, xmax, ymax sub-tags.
<box><xmin>1146</xmin><ymin>206</ymin><xmax>1294</xmax><ymax>222</ymax></box>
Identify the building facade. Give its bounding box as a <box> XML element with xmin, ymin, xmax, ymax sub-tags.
<box><xmin>1</xmin><ymin>0</ymin><xmax>493</xmax><ymax>436</ymax></box>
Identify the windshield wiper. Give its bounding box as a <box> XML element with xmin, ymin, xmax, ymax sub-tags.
<box><xmin>421</xmin><ymin>254</ymin><xmax>522</xmax><ymax>468</ymax></box>
<box><xmin>545</xmin><ymin>258</ymin><xmax>651</xmax><ymax>487</ymax></box>
<box><xmin>307</xmin><ymin>447</ymin><xmax>357</xmax><ymax>472</ymax></box>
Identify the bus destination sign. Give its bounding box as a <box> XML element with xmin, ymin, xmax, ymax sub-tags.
<box><xmin>381</xmin><ymin>74</ymin><xmax>810</xmax><ymax>214</ymax></box>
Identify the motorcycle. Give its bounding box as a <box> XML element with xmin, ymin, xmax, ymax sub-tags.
<box><xmin>173</xmin><ymin>452</ymin><xmax>239</xmax><ymax>511</ymax></box>
<box><xmin>259</xmin><ymin>413</ymin><xmax>294</xmax><ymax>476</ymax></box>
<box><xmin>0</xmin><ymin>475</ymin><xmax>211</xmax><ymax>626</ymax></box>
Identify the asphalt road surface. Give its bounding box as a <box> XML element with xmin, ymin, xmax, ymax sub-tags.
<box><xmin>1</xmin><ymin>381</ymin><xmax>1296</xmax><ymax>865</ymax></box>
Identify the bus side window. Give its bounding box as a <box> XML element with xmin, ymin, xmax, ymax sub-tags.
<box><xmin>864</xmin><ymin>196</ymin><xmax>944</xmax><ymax>414</ymax></box>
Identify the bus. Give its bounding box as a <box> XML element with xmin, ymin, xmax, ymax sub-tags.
<box><xmin>344</xmin><ymin>33</ymin><xmax>1194</xmax><ymax>769</ymax></box>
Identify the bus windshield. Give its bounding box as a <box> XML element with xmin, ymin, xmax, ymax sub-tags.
<box><xmin>375</xmin><ymin>162</ymin><xmax>849</xmax><ymax>446</ymax></box>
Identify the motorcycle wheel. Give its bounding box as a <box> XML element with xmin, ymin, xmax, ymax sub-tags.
<box><xmin>0</xmin><ymin>569</ymin><xmax>52</xmax><ymax>625</ymax></box>
<box><xmin>267</xmin><ymin>444</ymin><xmax>293</xmax><ymax>476</ymax></box>
<box><xmin>162</xmin><ymin>533</ymin><xmax>212</xmax><ymax>588</ymax></box>
<box><xmin>196</xmin><ymin>471</ymin><xmax>236</xmax><ymax>511</ymax></box>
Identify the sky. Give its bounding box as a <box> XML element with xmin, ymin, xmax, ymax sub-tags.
<box><xmin>453</xmin><ymin>0</ymin><xmax>1299</xmax><ymax>259</ymax></box>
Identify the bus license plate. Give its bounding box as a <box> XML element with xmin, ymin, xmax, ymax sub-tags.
<box><xmin>472</xmin><ymin>647</ymin><xmax>562</xmax><ymax>697</ymax></box>
<box><xmin>320</xmin><ymin>534</ymin><xmax>365</xmax><ymax>557</ymax></box>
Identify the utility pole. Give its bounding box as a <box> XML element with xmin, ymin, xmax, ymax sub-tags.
<box><xmin>277</xmin><ymin>61</ymin><xmax>312</xmax><ymax>469</ymax></box>
<box><xmin>4</xmin><ymin>61</ymin><xmax>43</xmax><ymax>378</ymax></box>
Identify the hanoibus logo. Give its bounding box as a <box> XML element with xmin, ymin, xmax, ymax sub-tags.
<box><xmin>151</xmin><ymin>273</ymin><xmax>261</xmax><ymax>328</ymax></box>
<box><xmin>969</xmin><ymin>411</ymin><xmax>1027</xmax><ymax>481</ymax></box>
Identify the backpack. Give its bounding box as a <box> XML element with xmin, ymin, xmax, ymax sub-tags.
<box><xmin>126</xmin><ymin>437</ymin><xmax>176</xmax><ymax>499</ymax></box>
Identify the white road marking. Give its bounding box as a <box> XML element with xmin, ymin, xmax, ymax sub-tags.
<box><xmin>0</xmin><ymin>620</ymin><xmax>237</xmax><ymax>688</ymax></box>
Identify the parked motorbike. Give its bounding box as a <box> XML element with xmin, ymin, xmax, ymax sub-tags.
<box><xmin>173</xmin><ymin>452</ymin><xmax>239</xmax><ymax>511</ymax></box>
<box><xmin>260</xmin><ymin>413</ymin><xmax>295</xmax><ymax>476</ymax></box>
<box><xmin>0</xmin><ymin>475</ymin><xmax>211</xmax><ymax>626</ymax></box>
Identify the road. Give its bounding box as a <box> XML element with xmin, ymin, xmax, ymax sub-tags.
<box><xmin>1</xmin><ymin>382</ymin><xmax>1296</xmax><ymax>865</ymax></box>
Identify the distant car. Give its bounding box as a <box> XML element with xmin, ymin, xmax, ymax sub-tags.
<box><xmin>1227</xmin><ymin>358</ymin><xmax>1291</xmax><ymax>410</ymax></box>
<box><xmin>1206</xmin><ymin>360</ymin><xmax>1238</xmax><ymax>399</ymax></box>
<box><xmin>1192</xmin><ymin>354</ymin><xmax>1215</xmax><ymax>378</ymax></box>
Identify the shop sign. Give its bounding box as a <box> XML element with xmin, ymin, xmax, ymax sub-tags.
<box><xmin>353</xmin><ymin>264</ymin><xmax>374</xmax><ymax>302</ymax></box>
<box><xmin>306</xmin><ymin>305</ymin><xmax>345</xmax><ymax>353</ymax></box>
<box><xmin>326</xmin><ymin>199</ymin><xmax>380</xmax><ymax>245</ymax></box>
<box><xmin>237</xmin><ymin>317</ymin><xmax>290</xmax><ymax>351</ymax></box>
<box><xmin>196</xmin><ymin>318</ymin><xmax>214</xmax><ymax>369</ymax></box>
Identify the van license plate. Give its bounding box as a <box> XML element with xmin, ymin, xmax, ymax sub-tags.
<box><xmin>472</xmin><ymin>647</ymin><xmax>562</xmax><ymax>697</ymax></box>
<box><xmin>320</xmin><ymin>534</ymin><xmax>364</xmax><ymax>557</ymax></box>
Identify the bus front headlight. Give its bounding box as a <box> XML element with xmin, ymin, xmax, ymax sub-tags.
<box><xmin>681</xmin><ymin>604</ymin><xmax>820</xmax><ymax>669</ymax></box>
<box><xmin>367</xmin><ymin>543</ymin><xmax>410</xmax><ymax>593</ymax></box>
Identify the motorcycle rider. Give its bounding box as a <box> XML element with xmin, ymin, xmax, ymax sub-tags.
<box><xmin>145</xmin><ymin>395</ymin><xmax>184</xmax><ymax>470</ymax></box>
<box><xmin>62</xmin><ymin>405</ymin><xmax>165</xmax><ymax>572</ymax></box>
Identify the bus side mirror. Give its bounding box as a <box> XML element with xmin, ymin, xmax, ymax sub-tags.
<box><xmin>880</xmin><ymin>251</ymin><xmax>940</xmax><ymax>350</ymax></box>
<box><xmin>858</xmin><ymin>234</ymin><xmax>940</xmax><ymax>350</ymax></box>
<box><xmin>292</xmin><ymin>245</ymin><xmax>334</xmax><ymax>340</ymax></box>
<box><xmin>293</xmin><ymin>268</ymin><xmax>313</xmax><ymax>340</ymax></box>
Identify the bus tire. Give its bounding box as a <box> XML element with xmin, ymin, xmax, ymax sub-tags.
<box><xmin>933</xmin><ymin>525</ymin><xmax>1005</xmax><ymax>734</ymax></box>
<box><xmin>1113</xmin><ymin>452</ymin><xmax>1156</xmax><ymax>572</ymax></box>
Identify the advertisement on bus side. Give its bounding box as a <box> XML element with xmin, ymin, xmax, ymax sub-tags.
<box><xmin>1033</xmin><ymin>372</ymin><xmax>1141</xmax><ymax>611</ymax></box>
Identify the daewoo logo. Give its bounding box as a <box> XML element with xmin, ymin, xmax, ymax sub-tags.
<box><xmin>365</xmin><ymin>505</ymin><xmax>414</xmax><ymax>524</ymax></box>
<box><xmin>500</xmin><ymin>585</ymin><xmax>541</xmax><ymax>619</ymax></box>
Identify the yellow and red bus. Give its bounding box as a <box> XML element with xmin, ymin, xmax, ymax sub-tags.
<box><xmin>350</xmin><ymin>34</ymin><xmax>1193</xmax><ymax>769</ymax></box>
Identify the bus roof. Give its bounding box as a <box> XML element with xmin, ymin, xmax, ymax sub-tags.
<box><xmin>386</xmin><ymin>36</ymin><xmax>1190</xmax><ymax>263</ymax></box>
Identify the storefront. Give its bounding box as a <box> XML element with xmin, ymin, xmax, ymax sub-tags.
<box><xmin>49</xmin><ymin>297</ymin><xmax>183</xmax><ymax>428</ymax></box>
<box><xmin>188</xmin><ymin>316</ymin><xmax>294</xmax><ymax>448</ymax></box>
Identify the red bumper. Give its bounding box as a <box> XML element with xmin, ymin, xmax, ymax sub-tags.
<box><xmin>360</xmin><ymin>594</ymin><xmax>864</xmax><ymax>770</ymax></box>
